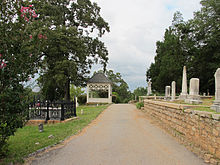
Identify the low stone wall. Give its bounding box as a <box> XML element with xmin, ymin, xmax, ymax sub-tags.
<box><xmin>143</xmin><ymin>100</ymin><xmax>220</xmax><ymax>164</ymax></box>
<box><xmin>26</xmin><ymin>117</ymin><xmax>79</xmax><ymax>126</ymax></box>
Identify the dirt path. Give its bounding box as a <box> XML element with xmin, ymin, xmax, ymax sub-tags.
<box><xmin>29</xmin><ymin>104</ymin><xmax>207</xmax><ymax>165</ymax></box>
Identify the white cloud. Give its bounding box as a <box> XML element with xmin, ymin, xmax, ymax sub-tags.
<box><xmin>92</xmin><ymin>0</ymin><xmax>201</xmax><ymax>91</ymax></box>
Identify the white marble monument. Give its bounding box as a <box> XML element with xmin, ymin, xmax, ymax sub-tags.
<box><xmin>185</xmin><ymin>78</ymin><xmax>202</xmax><ymax>104</ymax></box>
<box><xmin>165</xmin><ymin>86</ymin><xmax>171</xmax><ymax>100</ymax></box>
<box><xmin>147</xmin><ymin>81</ymin><xmax>152</xmax><ymax>96</ymax></box>
<box><xmin>211</xmin><ymin>68</ymin><xmax>220</xmax><ymax>112</ymax></box>
<box><xmin>171</xmin><ymin>81</ymin><xmax>176</xmax><ymax>101</ymax></box>
<box><xmin>179</xmin><ymin>66</ymin><xmax>188</xmax><ymax>100</ymax></box>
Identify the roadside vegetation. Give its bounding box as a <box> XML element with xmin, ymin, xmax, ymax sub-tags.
<box><xmin>1</xmin><ymin>105</ymin><xmax>108</xmax><ymax>164</ymax></box>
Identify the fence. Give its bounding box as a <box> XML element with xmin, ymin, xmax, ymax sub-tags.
<box><xmin>28</xmin><ymin>100</ymin><xmax>77</xmax><ymax>121</ymax></box>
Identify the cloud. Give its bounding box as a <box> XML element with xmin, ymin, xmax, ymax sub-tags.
<box><xmin>91</xmin><ymin>0</ymin><xmax>201</xmax><ymax>91</ymax></box>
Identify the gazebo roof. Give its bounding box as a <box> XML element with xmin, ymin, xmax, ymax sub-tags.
<box><xmin>88</xmin><ymin>73</ymin><xmax>112</xmax><ymax>84</ymax></box>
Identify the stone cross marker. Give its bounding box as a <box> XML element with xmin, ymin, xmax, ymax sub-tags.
<box><xmin>147</xmin><ymin>81</ymin><xmax>152</xmax><ymax>96</ymax></box>
<box><xmin>165</xmin><ymin>86</ymin><xmax>171</xmax><ymax>100</ymax></box>
<box><xmin>211</xmin><ymin>68</ymin><xmax>220</xmax><ymax>112</ymax></box>
<box><xmin>179</xmin><ymin>66</ymin><xmax>188</xmax><ymax>100</ymax></box>
<box><xmin>171</xmin><ymin>81</ymin><xmax>176</xmax><ymax>101</ymax></box>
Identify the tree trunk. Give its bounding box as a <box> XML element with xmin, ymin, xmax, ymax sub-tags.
<box><xmin>64</xmin><ymin>79</ymin><xmax>70</xmax><ymax>102</ymax></box>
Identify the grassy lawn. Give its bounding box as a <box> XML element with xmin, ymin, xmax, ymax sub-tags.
<box><xmin>1</xmin><ymin>105</ymin><xmax>108</xmax><ymax>164</ymax></box>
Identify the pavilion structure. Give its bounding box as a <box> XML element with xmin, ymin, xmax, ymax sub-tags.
<box><xmin>87</xmin><ymin>73</ymin><xmax>112</xmax><ymax>104</ymax></box>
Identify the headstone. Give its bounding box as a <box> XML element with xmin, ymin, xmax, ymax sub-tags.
<box><xmin>179</xmin><ymin>66</ymin><xmax>188</xmax><ymax>100</ymax></box>
<box><xmin>165</xmin><ymin>86</ymin><xmax>171</xmax><ymax>100</ymax></box>
<box><xmin>38</xmin><ymin>124</ymin><xmax>43</xmax><ymax>132</ymax></box>
<box><xmin>147</xmin><ymin>81</ymin><xmax>152</xmax><ymax>96</ymax></box>
<box><xmin>185</xmin><ymin>78</ymin><xmax>202</xmax><ymax>104</ymax></box>
<box><xmin>171</xmin><ymin>81</ymin><xmax>176</xmax><ymax>101</ymax></box>
<box><xmin>154</xmin><ymin>94</ymin><xmax>156</xmax><ymax>100</ymax></box>
<box><xmin>203</xmin><ymin>93</ymin><xmax>206</xmax><ymax>96</ymax></box>
<box><xmin>211</xmin><ymin>68</ymin><xmax>220</xmax><ymax>112</ymax></box>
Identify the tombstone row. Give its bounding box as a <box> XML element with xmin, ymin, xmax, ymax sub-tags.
<box><xmin>163</xmin><ymin>67</ymin><xmax>220</xmax><ymax>112</ymax></box>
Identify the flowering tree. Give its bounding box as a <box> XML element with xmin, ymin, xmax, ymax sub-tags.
<box><xmin>0</xmin><ymin>0</ymin><xmax>46</xmax><ymax>156</ymax></box>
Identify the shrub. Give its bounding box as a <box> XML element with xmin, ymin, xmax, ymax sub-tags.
<box><xmin>77</xmin><ymin>94</ymin><xmax>87</xmax><ymax>105</ymax></box>
<box><xmin>136</xmin><ymin>102</ymin><xmax>144</xmax><ymax>109</ymax></box>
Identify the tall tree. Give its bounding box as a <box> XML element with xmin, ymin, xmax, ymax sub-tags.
<box><xmin>37</xmin><ymin>0</ymin><xmax>110</xmax><ymax>101</ymax></box>
<box><xmin>147</xmin><ymin>0</ymin><xmax>220</xmax><ymax>94</ymax></box>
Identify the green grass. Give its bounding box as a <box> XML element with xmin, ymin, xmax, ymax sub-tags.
<box><xmin>191</xmin><ymin>106</ymin><xmax>220</xmax><ymax>114</ymax></box>
<box><xmin>1</xmin><ymin>105</ymin><xmax>108</xmax><ymax>164</ymax></box>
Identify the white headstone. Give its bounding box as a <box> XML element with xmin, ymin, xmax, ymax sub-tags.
<box><xmin>185</xmin><ymin>78</ymin><xmax>202</xmax><ymax>104</ymax></box>
<box><xmin>189</xmin><ymin>78</ymin><xmax>199</xmax><ymax>96</ymax></box>
<box><xmin>211</xmin><ymin>68</ymin><xmax>220</xmax><ymax>112</ymax></box>
<box><xmin>179</xmin><ymin>66</ymin><xmax>188</xmax><ymax>100</ymax></box>
<box><xmin>165</xmin><ymin>86</ymin><xmax>171</xmax><ymax>100</ymax></box>
<box><xmin>147</xmin><ymin>81</ymin><xmax>152</xmax><ymax>96</ymax></box>
<box><xmin>171</xmin><ymin>81</ymin><xmax>176</xmax><ymax>101</ymax></box>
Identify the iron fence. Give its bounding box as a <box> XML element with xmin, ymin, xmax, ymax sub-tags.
<box><xmin>28</xmin><ymin>99</ymin><xmax>77</xmax><ymax>121</ymax></box>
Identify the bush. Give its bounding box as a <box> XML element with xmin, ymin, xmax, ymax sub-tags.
<box><xmin>112</xmin><ymin>92</ymin><xmax>121</xmax><ymax>103</ymax></box>
<box><xmin>0</xmin><ymin>86</ymin><xmax>28</xmax><ymax>157</ymax></box>
<box><xmin>77</xmin><ymin>94</ymin><xmax>87</xmax><ymax>105</ymax></box>
<box><xmin>136</xmin><ymin>102</ymin><xmax>144</xmax><ymax>109</ymax></box>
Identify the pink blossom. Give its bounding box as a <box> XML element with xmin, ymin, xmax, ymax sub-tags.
<box><xmin>29</xmin><ymin>54</ymin><xmax>32</xmax><ymax>57</ymax></box>
<box><xmin>38</xmin><ymin>34</ymin><xmax>43</xmax><ymax>39</ymax></box>
<box><xmin>0</xmin><ymin>54</ymin><xmax>2</xmax><ymax>58</ymax></box>
<box><xmin>0</xmin><ymin>62</ymin><xmax>6</xmax><ymax>69</ymax></box>
<box><xmin>30</xmin><ymin>35</ymin><xmax>33</xmax><ymax>39</ymax></box>
<box><xmin>29</xmin><ymin>5</ymin><xmax>33</xmax><ymax>7</ymax></box>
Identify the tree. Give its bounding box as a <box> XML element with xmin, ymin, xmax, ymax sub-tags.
<box><xmin>133</xmin><ymin>87</ymin><xmax>148</xmax><ymax>99</ymax></box>
<box><xmin>70</xmin><ymin>85</ymin><xmax>85</xmax><ymax>101</ymax></box>
<box><xmin>0</xmin><ymin>0</ymin><xmax>45</xmax><ymax>156</ymax></box>
<box><xmin>146</xmin><ymin>0</ymin><xmax>220</xmax><ymax>94</ymax></box>
<box><xmin>36</xmin><ymin>0</ymin><xmax>110</xmax><ymax>101</ymax></box>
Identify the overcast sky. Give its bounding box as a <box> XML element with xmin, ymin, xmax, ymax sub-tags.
<box><xmin>91</xmin><ymin>0</ymin><xmax>201</xmax><ymax>91</ymax></box>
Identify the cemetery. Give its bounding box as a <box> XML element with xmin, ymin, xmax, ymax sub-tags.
<box><xmin>140</xmin><ymin>67</ymin><xmax>220</xmax><ymax>163</ymax></box>
<box><xmin>1</xmin><ymin>0</ymin><xmax>219</xmax><ymax>164</ymax></box>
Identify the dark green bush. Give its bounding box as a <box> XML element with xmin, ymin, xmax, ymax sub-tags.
<box><xmin>136</xmin><ymin>102</ymin><xmax>144</xmax><ymax>109</ymax></box>
<box><xmin>77</xmin><ymin>94</ymin><xmax>87</xmax><ymax>105</ymax></box>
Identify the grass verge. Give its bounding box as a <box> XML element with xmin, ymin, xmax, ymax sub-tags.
<box><xmin>1</xmin><ymin>105</ymin><xmax>108</xmax><ymax>164</ymax></box>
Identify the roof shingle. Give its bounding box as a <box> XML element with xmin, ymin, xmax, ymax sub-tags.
<box><xmin>88</xmin><ymin>73</ymin><xmax>112</xmax><ymax>83</ymax></box>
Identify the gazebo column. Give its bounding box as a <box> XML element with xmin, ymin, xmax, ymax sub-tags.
<box><xmin>87</xmin><ymin>84</ymin><xmax>89</xmax><ymax>103</ymax></box>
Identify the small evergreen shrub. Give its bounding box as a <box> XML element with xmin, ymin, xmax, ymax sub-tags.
<box><xmin>136</xmin><ymin>102</ymin><xmax>144</xmax><ymax>109</ymax></box>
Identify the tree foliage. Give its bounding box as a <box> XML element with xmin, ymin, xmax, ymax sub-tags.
<box><xmin>70</xmin><ymin>85</ymin><xmax>85</xmax><ymax>101</ymax></box>
<box><xmin>133</xmin><ymin>87</ymin><xmax>148</xmax><ymax>99</ymax></box>
<box><xmin>0</xmin><ymin>0</ymin><xmax>45</xmax><ymax>156</ymax></box>
<box><xmin>37</xmin><ymin>0</ymin><xmax>110</xmax><ymax>101</ymax></box>
<box><xmin>146</xmin><ymin>0</ymin><xmax>220</xmax><ymax>94</ymax></box>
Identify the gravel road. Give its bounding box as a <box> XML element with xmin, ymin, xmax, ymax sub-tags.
<box><xmin>30</xmin><ymin>104</ymin><xmax>207</xmax><ymax>165</ymax></box>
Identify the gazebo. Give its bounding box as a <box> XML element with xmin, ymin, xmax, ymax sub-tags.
<box><xmin>87</xmin><ymin>73</ymin><xmax>112</xmax><ymax>104</ymax></box>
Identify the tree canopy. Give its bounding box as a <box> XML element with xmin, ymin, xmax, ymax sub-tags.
<box><xmin>0</xmin><ymin>0</ymin><xmax>109</xmax><ymax>156</ymax></box>
<box><xmin>146</xmin><ymin>0</ymin><xmax>220</xmax><ymax>94</ymax></box>
<box><xmin>36</xmin><ymin>0</ymin><xmax>110</xmax><ymax>101</ymax></box>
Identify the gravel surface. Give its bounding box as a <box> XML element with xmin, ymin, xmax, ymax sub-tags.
<box><xmin>29</xmin><ymin>104</ymin><xmax>207</xmax><ymax>165</ymax></box>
